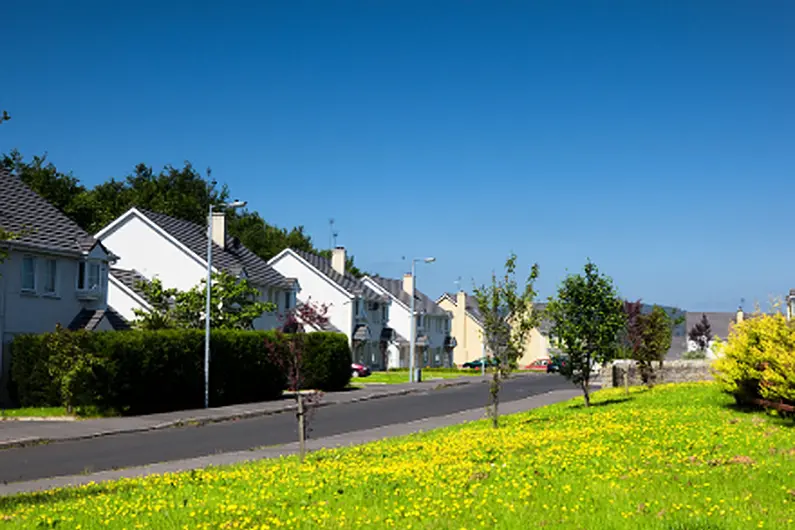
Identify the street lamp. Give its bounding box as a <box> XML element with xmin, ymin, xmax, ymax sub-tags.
<box><xmin>409</xmin><ymin>257</ymin><xmax>436</xmax><ymax>383</ymax></box>
<box><xmin>205</xmin><ymin>200</ymin><xmax>247</xmax><ymax>409</ymax></box>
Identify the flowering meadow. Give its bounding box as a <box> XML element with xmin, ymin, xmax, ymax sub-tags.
<box><xmin>1</xmin><ymin>382</ymin><xmax>793</xmax><ymax>529</ymax></box>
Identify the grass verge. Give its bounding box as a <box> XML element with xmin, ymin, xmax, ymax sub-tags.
<box><xmin>0</xmin><ymin>407</ymin><xmax>71</xmax><ymax>419</ymax></box>
<box><xmin>1</xmin><ymin>383</ymin><xmax>793</xmax><ymax>529</ymax></box>
<box><xmin>354</xmin><ymin>369</ymin><xmax>482</xmax><ymax>385</ymax></box>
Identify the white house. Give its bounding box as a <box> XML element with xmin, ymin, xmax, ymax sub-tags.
<box><xmin>268</xmin><ymin>247</ymin><xmax>394</xmax><ymax>369</ymax></box>
<box><xmin>95</xmin><ymin>207</ymin><xmax>298</xmax><ymax>330</ymax></box>
<box><xmin>0</xmin><ymin>168</ymin><xmax>127</xmax><ymax>402</ymax></box>
<box><xmin>362</xmin><ymin>274</ymin><xmax>454</xmax><ymax>368</ymax></box>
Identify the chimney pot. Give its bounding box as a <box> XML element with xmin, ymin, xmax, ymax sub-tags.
<box><xmin>402</xmin><ymin>273</ymin><xmax>414</xmax><ymax>295</ymax></box>
<box><xmin>331</xmin><ymin>247</ymin><xmax>346</xmax><ymax>276</ymax></box>
<box><xmin>211</xmin><ymin>212</ymin><xmax>226</xmax><ymax>249</ymax></box>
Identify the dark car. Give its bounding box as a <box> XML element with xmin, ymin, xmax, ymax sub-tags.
<box><xmin>351</xmin><ymin>363</ymin><xmax>371</xmax><ymax>378</ymax></box>
<box><xmin>546</xmin><ymin>356</ymin><xmax>568</xmax><ymax>373</ymax></box>
<box><xmin>462</xmin><ymin>356</ymin><xmax>499</xmax><ymax>370</ymax></box>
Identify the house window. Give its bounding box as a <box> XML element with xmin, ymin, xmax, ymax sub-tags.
<box><xmin>443</xmin><ymin>318</ymin><xmax>450</xmax><ymax>333</ymax></box>
<box><xmin>21</xmin><ymin>257</ymin><xmax>36</xmax><ymax>292</ymax></box>
<box><xmin>43</xmin><ymin>259</ymin><xmax>57</xmax><ymax>295</ymax></box>
<box><xmin>78</xmin><ymin>262</ymin><xmax>101</xmax><ymax>290</ymax></box>
<box><xmin>416</xmin><ymin>314</ymin><xmax>423</xmax><ymax>329</ymax></box>
<box><xmin>382</xmin><ymin>305</ymin><xmax>388</xmax><ymax>322</ymax></box>
<box><xmin>354</xmin><ymin>299</ymin><xmax>360</xmax><ymax>317</ymax></box>
<box><xmin>284</xmin><ymin>291</ymin><xmax>293</xmax><ymax>310</ymax></box>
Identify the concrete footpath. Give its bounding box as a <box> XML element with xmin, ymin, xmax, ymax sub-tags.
<box><xmin>0</xmin><ymin>374</ymin><xmax>497</xmax><ymax>449</ymax></box>
<box><xmin>0</xmin><ymin>388</ymin><xmax>580</xmax><ymax>496</ymax></box>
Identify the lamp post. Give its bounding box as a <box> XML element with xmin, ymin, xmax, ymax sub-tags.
<box><xmin>409</xmin><ymin>257</ymin><xmax>436</xmax><ymax>383</ymax></box>
<box><xmin>205</xmin><ymin>200</ymin><xmax>247</xmax><ymax>409</ymax></box>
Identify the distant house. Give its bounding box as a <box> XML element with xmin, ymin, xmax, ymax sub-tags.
<box><xmin>0</xmin><ymin>168</ymin><xmax>126</xmax><ymax>400</ymax></box>
<box><xmin>268</xmin><ymin>247</ymin><xmax>393</xmax><ymax>369</ymax></box>
<box><xmin>436</xmin><ymin>291</ymin><xmax>487</xmax><ymax>366</ymax></box>
<box><xmin>95</xmin><ymin>207</ymin><xmax>298</xmax><ymax>330</ymax></box>
<box><xmin>362</xmin><ymin>274</ymin><xmax>454</xmax><ymax>368</ymax></box>
<box><xmin>684</xmin><ymin>308</ymin><xmax>745</xmax><ymax>359</ymax></box>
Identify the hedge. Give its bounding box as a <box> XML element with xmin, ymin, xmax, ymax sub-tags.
<box><xmin>9</xmin><ymin>329</ymin><xmax>351</xmax><ymax>415</ymax></box>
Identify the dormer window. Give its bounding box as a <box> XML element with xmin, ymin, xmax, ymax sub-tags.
<box><xmin>77</xmin><ymin>261</ymin><xmax>101</xmax><ymax>291</ymax></box>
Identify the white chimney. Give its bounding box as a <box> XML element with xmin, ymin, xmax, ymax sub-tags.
<box><xmin>211</xmin><ymin>211</ymin><xmax>226</xmax><ymax>249</ymax></box>
<box><xmin>403</xmin><ymin>273</ymin><xmax>414</xmax><ymax>295</ymax></box>
<box><xmin>331</xmin><ymin>246</ymin><xmax>346</xmax><ymax>276</ymax></box>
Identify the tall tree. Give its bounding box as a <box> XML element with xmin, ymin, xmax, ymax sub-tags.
<box><xmin>545</xmin><ymin>261</ymin><xmax>625</xmax><ymax>407</ymax></box>
<box><xmin>688</xmin><ymin>313</ymin><xmax>713</xmax><ymax>353</ymax></box>
<box><xmin>473</xmin><ymin>254</ymin><xmax>540</xmax><ymax>428</ymax></box>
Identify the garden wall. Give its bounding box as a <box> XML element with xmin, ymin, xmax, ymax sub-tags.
<box><xmin>600</xmin><ymin>359</ymin><xmax>713</xmax><ymax>387</ymax></box>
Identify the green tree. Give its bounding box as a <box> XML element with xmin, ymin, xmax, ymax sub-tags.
<box><xmin>473</xmin><ymin>254</ymin><xmax>540</xmax><ymax>428</ymax></box>
<box><xmin>133</xmin><ymin>272</ymin><xmax>275</xmax><ymax>330</ymax></box>
<box><xmin>635</xmin><ymin>305</ymin><xmax>673</xmax><ymax>387</ymax></box>
<box><xmin>545</xmin><ymin>261</ymin><xmax>625</xmax><ymax>407</ymax></box>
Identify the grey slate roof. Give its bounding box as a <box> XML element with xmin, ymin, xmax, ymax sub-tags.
<box><xmin>110</xmin><ymin>268</ymin><xmax>149</xmax><ymax>299</ymax></box>
<box><xmin>685</xmin><ymin>311</ymin><xmax>738</xmax><ymax>342</ymax></box>
<box><xmin>137</xmin><ymin>209</ymin><xmax>293</xmax><ymax>289</ymax></box>
<box><xmin>0</xmin><ymin>167</ymin><xmax>99</xmax><ymax>255</ymax></box>
<box><xmin>369</xmin><ymin>276</ymin><xmax>449</xmax><ymax>316</ymax></box>
<box><xmin>291</xmin><ymin>249</ymin><xmax>382</xmax><ymax>301</ymax></box>
<box><xmin>442</xmin><ymin>292</ymin><xmax>485</xmax><ymax>324</ymax></box>
<box><xmin>68</xmin><ymin>307</ymin><xmax>131</xmax><ymax>331</ymax></box>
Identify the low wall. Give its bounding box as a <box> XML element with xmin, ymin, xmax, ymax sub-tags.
<box><xmin>600</xmin><ymin>359</ymin><xmax>713</xmax><ymax>387</ymax></box>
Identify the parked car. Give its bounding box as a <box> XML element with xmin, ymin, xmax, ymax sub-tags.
<box><xmin>462</xmin><ymin>356</ymin><xmax>499</xmax><ymax>369</ymax></box>
<box><xmin>524</xmin><ymin>358</ymin><xmax>551</xmax><ymax>372</ymax></box>
<box><xmin>351</xmin><ymin>363</ymin><xmax>371</xmax><ymax>378</ymax></box>
<box><xmin>546</xmin><ymin>356</ymin><xmax>568</xmax><ymax>373</ymax></box>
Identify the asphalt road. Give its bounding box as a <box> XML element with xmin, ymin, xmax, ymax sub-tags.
<box><xmin>0</xmin><ymin>374</ymin><xmax>573</xmax><ymax>484</ymax></box>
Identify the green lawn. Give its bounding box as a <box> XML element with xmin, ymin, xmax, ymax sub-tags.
<box><xmin>354</xmin><ymin>369</ymin><xmax>483</xmax><ymax>385</ymax></box>
<box><xmin>1</xmin><ymin>383</ymin><xmax>793</xmax><ymax>529</ymax></box>
<box><xmin>0</xmin><ymin>407</ymin><xmax>71</xmax><ymax>419</ymax></box>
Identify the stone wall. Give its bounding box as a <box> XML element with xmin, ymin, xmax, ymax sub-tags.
<box><xmin>600</xmin><ymin>359</ymin><xmax>713</xmax><ymax>387</ymax></box>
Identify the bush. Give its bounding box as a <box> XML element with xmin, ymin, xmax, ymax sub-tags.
<box><xmin>682</xmin><ymin>349</ymin><xmax>708</xmax><ymax>360</ymax></box>
<box><xmin>10</xmin><ymin>329</ymin><xmax>350</xmax><ymax>414</ymax></box>
<box><xmin>713</xmin><ymin>313</ymin><xmax>795</xmax><ymax>409</ymax></box>
<box><xmin>300</xmin><ymin>332</ymin><xmax>351</xmax><ymax>391</ymax></box>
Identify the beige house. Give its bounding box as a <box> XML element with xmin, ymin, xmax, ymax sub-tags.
<box><xmin>437</xmin><ymin>291</ymin><xmax>486</xmax><ymax>366</ymax></box>
<box><xmin>438</xmin><ymin>291</ymin><xmax>553</xmax><ymax>368</ymax></box>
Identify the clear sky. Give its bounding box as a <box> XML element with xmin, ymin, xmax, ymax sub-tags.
<box><xmin>2</xmin><ymin>1</ymin><xmax>794</xmax><ymax>311</ymax></box>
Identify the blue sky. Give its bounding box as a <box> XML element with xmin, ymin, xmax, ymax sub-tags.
<box><xmin>2</xmin><ymin>1</ymin><xmax>794</xmax><ymax>311</ymax></box>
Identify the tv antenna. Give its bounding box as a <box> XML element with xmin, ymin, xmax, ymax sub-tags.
<box><xmin>454</xmin><ymin>276</ymin><xmax>462</xmax><ymax>291</ymax></box>
<box><xmin>329</xmin><ymin>218</ymin><xmax>339</xmax><ymax>249</ymax></box>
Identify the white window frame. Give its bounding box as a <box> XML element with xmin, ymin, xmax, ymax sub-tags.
<box><xmin>21</xmin><ymin>256</ymin><xmax>36</xmax><ymax>293</ymax></box>
<box><xmin>43</xmin><ymin>258</ymin><xmax>57</xmax><ymax>296</ymax></box>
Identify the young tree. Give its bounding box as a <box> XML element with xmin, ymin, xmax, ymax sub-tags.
<box><xmin>133</xmin><ymin>272</ymin><xmax>274</xmax><ymax>330</ymax></box>
<box><xmin>545</xmin><ymin>261</ymin><xmax>625</xmax><ymax>407</ymax></box>
<box><xmin>265</xmin><ymin>300</ymin><xmax>330</xmax><ymax>462</ymax></box>
<box><xmin>635</xmin><ymin>305</ymin><xmax>673</xmax><ymax>387</ymax></box>
<box><xmin>688</xmin><ymin>313</ymin><xmax>713</xmax><ymax>354</ymax></box>
<box><xmin>473</xmin><ymin>254</ymin><xmax>540</xmax><ymax>428</ymax></box>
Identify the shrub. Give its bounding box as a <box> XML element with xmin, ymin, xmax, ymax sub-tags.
<box><xmin>682</xmin><ymin>349</ymin><xmax>708</xmax><ymax>360</ymax></box>
<box><xmin>9</xmin><ymin>329</ymin><xmax>350</xmax><ymax>414</ymax></box>
<box><xmin>296</xmin><ymin>333</ymin><xmax>351</xmax><ymax>391</ymax></box>
<box><xmin>713</xmin><ymin>312</ymin><xmax>795</xmax><ymax>409</ymax></box>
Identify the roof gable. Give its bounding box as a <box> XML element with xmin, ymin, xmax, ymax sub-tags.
<box><xmin>366</xmin><ymin>276</ymin><xmax>448</xmax><ymax>316</ymax></box>
<box><xmin>0</xmin><ymin>167</ymin><xmax>99</xmax><ymax>255</ymax></box>
<box><xmin>100</xmin><ymin>208</ymin><xmax>293</xmax><ymax>289</ymax></box>
<box><xmin>274</xmin><ymin>248</ymin><xmax>382</xmax><ymax>301</ymax></box>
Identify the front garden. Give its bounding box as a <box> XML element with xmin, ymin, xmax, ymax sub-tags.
<box><xmin>1</xmin><ymin>383</ymin><xmax>793</xmax><ymax>529</ymax></box>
